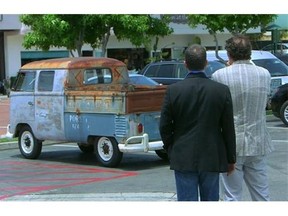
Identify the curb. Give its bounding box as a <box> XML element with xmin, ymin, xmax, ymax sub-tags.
<box><xmin>0</xmin><ymin>140</ymin><xmax>63</xmax><ymax>151</ymax></box>
<box><xmin>0</xmin><ymin>95</ymin><xmax>8</xmax><ymax>100</ymax></box>
<box><xmin>4</xmin><ymin>192</ymin><xmax>178</xmax><ymax>201</ymax></box>
<box><xmin>0</xmin><ymin>141</ymin><xmax>18</xmax><ymax>151</ymax></box>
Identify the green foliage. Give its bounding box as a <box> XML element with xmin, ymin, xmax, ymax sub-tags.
<box><xmin>0</xmin><ymin>137</ymin><xmax>17</xmax><ymax>143</ymax></box>
<box><xmin>20</xmin><ymin>14</ymin><xmax>173</xmax><ymax>57</ymax></box>
<box><xmin>20</xmin><ymin>14</ymin><xmax>107</xmax><ymax>56</ymax></box>
<box><xmin>186</xmin><ymin>14</ymin><xmax>277</xmax><ymax>61</ymax></box>
<box><xmin>113</xmin><ymin>15</ymin><xmax>172</xmax><ymax>47</ymax></box>
<box><xmin>187</xmin><ymin>14</ymin><xmax>277</xmax><ymax>35</ymax></box>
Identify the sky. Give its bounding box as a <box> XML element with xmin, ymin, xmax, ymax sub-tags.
<box><xmin>1</xmin><ymin>0</ymin><xmax>286</xmax><ymax>14</ymax></box>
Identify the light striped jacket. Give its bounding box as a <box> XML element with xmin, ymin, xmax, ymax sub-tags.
<box><xmin>212</xmin><ymin>60</ymin><xmax>274</xmax><ymax>156</ymax></box>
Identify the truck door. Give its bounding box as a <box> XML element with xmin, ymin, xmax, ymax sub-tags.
<box><xmin>10</xmin><ymin>71</ymin><xmax>36</xmax><ymax>124</ymax></box>
<box><xmin>34</xmin><ymin>70</ymin><xmax>65</xmax><ymax>140</ymax></box>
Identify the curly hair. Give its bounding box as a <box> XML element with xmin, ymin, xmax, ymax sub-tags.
<box><xmin>184</xmin><ymin>44</ymin><xmax>207</xmax><ymax>71</ymax></box>
<box><xmin>225</xmin><ymin>35</ymin><xmax>252</xmax><ymax>61</ymax></box>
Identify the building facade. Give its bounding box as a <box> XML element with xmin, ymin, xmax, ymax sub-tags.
<box><xmin>0</xmin><ymin>14</ymin><xmax>278</xmax><ymax>82</ymax></box>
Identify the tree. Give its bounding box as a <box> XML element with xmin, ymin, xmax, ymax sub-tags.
<box><xmin>20</xmin><ymin>14</ymin><xmax>172</xmax><ymax>57</ymax></box>
<box><xmin>95</xmin><ymin>15</ymin><xmax>173</xmax><ymax>57</ymax></box>
<box><xmin>187</xmin><ymin>14</ymin><xmax>277</xmax><ymax>62</ymax></box>
<box><xmin>20</xmin><ymin>15</ymin><xmax>98</xmax><ymax>57</ymax></box>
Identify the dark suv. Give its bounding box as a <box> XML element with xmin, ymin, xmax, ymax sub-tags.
<box><xmin>139</xmin><ymin>60</ymin><xmax>226</xmax><ymax>85</ymax></box>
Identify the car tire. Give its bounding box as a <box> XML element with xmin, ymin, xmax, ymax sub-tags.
<box><xmin>280</xmin><ymin>100</ymin><xmax>288</xmax><ymax>126</ymax></box>
<box><xmin>94</xmin><ymin>136</ymin><xmax>123</xmax><ymax>167</ymax></box>
<box><xmin>18</xmin><ymin>126</ymin><xmax>42</xmax><ymax>159</ymax></box>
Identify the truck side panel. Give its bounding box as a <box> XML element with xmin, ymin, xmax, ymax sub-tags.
<box><xmin>63</xmin><ymin>111</ymin><xmax>162</xmax><ymax>145</ymax></box>
<box><xmin>139</xmin><ymin>111</ymin><xmax>161</xmax><ymax>141</ymax></box>
<box><xmin>64</xmin><ymin>113</ymin><xmax>116</xmax><ymax>142</ymax></box>
<box><xmin>63</xmin><ymin>89</ymin><xmax>164</xmax><ymax>144</ymax></box>
<box><xmin>65</xmin><ymin>92</ymin><xmax>126</xmax><ymax>114</ymax></box>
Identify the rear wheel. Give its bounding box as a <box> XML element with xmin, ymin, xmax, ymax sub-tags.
<box><xmin>94</xmin><ymin>136</ymin><xmax>123</xmax><ymax>167</ymax></box>
<box><xmin>280</xmin><ymin>101</ymin><xmax>288</xmax><ymax>126</ymax></box>
<box><xmin>18</xmin><ymin>126</ymin><xmax>42</xmax><ymax>159</ymax></box>
<box><xmin>77</xmin><ymin>143</ymin><xmax>94</xmax><ymax>153</ymax></box>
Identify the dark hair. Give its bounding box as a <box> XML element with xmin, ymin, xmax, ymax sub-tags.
<box><xmin>184</xmin><ymin>44</ymin><xmax>207</xmax><ymax>71</ymax></box>
<box><xmin>225</xmin><ymin>35</ymin><xmax>252</xmax><ymax>61</ymax></box>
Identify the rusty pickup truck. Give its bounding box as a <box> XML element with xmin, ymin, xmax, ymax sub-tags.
<box><xmin>9</xmin><ymin>57</ymin><xmax>167</xmax><ymax>167</ymax></box>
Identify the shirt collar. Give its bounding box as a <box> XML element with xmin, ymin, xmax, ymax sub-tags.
<box><xmin>185</xmin><ymin>71</ymin><xmax>207</xmax><ymax>79</ymax></box>
<box><xmin>233</xmin><ymin>60</ymin><xmax>253</xmax><ymax>65</ymax></box>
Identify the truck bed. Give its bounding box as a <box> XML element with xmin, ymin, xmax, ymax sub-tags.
<box><xmin>65</xmin><ymin>85</ymin><xmax>167</xmax><ymax>115</ymax></box>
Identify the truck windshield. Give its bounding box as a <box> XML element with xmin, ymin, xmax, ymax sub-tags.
<box><xmin>84</xmin><ymin>68</ymin><xmax>112</xmax><ymax>84</ymax></box>
<box><xmin>12</xmin><ymin>71</ymin><xmax>36</xmax><ymax>92</ymax></box>
<box><xmin>116</xmin><ymin>66</ymin><xmax>129</xmax><ymax>84</ymax></box>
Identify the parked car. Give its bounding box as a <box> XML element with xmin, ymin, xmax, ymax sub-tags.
<box><xmin>128</xmin><ymin>73</ymin><xmax>160</xmax><ymax>86</ymax></box>
<box><xmin>207</xmin><ymin>50</ymin><xmax>288</xmax><ymax>98</ymax></box>
<box><xmin>275</xmin><ymin>53</ymin><xmax>288</xmax><ymax>66</ymax></box>
<box><xmin>261</xmin><ymin>43</ymin><xmax>288</xmax><ymax>55</ymax></box>
<box><xmin>270</xmin><ymin>83</ymin><xmax>288</xmax><ymax>126</ymax></box>
<box><xmin>138</xmin><ymin>60</ymin><xmax>226</xmax><ymax>85</ymax></box>
<box><xmin>85</xmin><ymin>72</ymin><xmax>158</xmax><ymax>86</ymax></box>
<box><xmin>9</xmin><ymin>57</ymin><xmax>167</xmax><ymax>167</ymax></box>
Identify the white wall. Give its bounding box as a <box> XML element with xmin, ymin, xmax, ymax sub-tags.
<box><xmin>5</xmin><ymin>31</ymin><xmax>23</xmax><ymax>78</ymax></box>
<box><xmin>3</xmin><ymin>31</ymin><xmax>233</xmax><ymax>78</ymax></box>
<box><xmin>107</xmin><ymin>33</ymin><xmax>232</xmax><ymax>51</ymax></box>
<box><xmin>0</xmin><ymin>14</ymin><xmax>22</xmax><ymax>30</ymax></box>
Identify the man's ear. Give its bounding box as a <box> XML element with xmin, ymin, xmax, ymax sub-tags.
<box><xmin>184</xmin><ymin>60</ymin><xmax>189</xmax><ymax>69</ymax></box>
<box><xmin>203</xmin><ymin>60</ymin><xmax>208</xmax><ymax>69</ymax></box>
<box><xmin>227</xmin><ymin>53</ymin><xmax>234</xmax><ymax>65</ymax></box>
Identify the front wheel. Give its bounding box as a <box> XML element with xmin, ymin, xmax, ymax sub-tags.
<box><xmin>280</xmin><ymin>101</ymin><xmax>288</xmax><ymax>126</ymax></box>
<box><xmin>18</xmin><ymin>126</ymin><xmax>42</xmax><ymax>159</ymax></box>
<box><xmin>94</xmin><ymin>136</ymin><xmax>123</xmax><ymax>167</ymax></box>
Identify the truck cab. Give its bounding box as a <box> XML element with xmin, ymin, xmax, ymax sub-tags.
<box><xmin>10</xmin><ymin>57</ymin><xmax>167</xmax><ymax>167</ymax></box>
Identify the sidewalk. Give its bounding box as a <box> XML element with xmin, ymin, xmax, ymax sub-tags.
<box><xmin>4</xmin><ymin>192</ymin><xmax>177</xmax><ymax>201</ymax></box>
<box><xmin>0</xmin><ymin>95</ymin><xmax>9</xmax><ymax>134</ymax></box>
<box><xmin>0</xmin><ymin>94</ymin><xmax>15</xmax><ymax>150</ymax></box>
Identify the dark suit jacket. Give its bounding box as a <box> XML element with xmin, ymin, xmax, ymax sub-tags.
<box><xmin>159</xmin><ymin>72</ymin><xmax>236</xmax><ymax>172</ymax></box>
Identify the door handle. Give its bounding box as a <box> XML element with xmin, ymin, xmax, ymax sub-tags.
<box><xmin>28</xmin><ymin>101</ymin><xmax>34</xmax><ymax>106</ymax></box>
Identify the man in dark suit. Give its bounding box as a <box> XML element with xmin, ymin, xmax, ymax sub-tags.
<box><xmin>159</xmin><ymin>44</ymin><xmax>236</xmax><ymax>201</ymax></box>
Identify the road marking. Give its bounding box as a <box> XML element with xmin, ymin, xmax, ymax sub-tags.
<box><xmin>0</xmin><ymin>161</ymin><xmax>138</xmax><ymax>200</ymax></box>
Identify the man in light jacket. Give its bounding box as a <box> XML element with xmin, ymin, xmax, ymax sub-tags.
<box><xmin>212</xmin><ymin>35</ymin><xmax>274</xmax><ymax>201</ymax></box>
